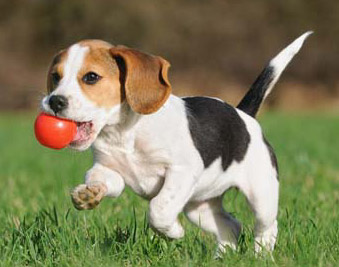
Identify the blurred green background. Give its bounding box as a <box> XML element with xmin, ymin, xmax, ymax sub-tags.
<box><xmin>0</xmin><ymin>0</ymin><xmax>339</xmax><ymax>111</ymax></box>
<box><xmin>0</xmin><ymin>1</ymin><xmax>338</xmax><ymax>266</ymax></box>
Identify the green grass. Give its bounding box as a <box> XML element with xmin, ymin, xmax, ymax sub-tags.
<box><xmin>0</xmin><ymin>112</ymin><xmax>338</xmax><ymax>266</ymax></box>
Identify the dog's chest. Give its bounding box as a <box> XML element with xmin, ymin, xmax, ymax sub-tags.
<box><xmin>94</xmin><ymin>136</ymin><xmax>168</xmax><ymax>199</ymax></box>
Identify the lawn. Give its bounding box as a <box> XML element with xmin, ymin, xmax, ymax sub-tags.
<box><xmin>0</xmin><ymin>112</ymin><xmax>338</xmax><ymax>266</ymax></box>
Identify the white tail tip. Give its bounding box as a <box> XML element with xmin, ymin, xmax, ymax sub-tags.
<box><xmin>263</xmin><ymin>31</ymin><xmax>313</xmax><ymax>98</ymax></box>
<box><xmin>287</xmin><ymin>31</ymin><xmax>313</xmax><ymax>55</ymax></box>
<box><xmin>270</xmin><ymin>31</ymin><xmax>313</xmax><ymax>68</ymax></box>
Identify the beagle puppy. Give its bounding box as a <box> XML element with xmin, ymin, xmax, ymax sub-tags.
<box><xmin>41</xmin><ymin>32</ymin><xmax>311</xmax><ymax>253</ymax></box>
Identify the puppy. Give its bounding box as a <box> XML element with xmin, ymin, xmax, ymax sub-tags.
<box><xmin>41</xmin><ymin>32</ymin><xmax>312</xmax><ymax>253</ymax></box>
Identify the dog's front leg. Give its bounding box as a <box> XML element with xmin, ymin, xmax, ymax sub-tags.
<box><xmin>149</xmin><ymin>168</ymin><xmax>196</xmax><ymax>239</ymax></box>
<box><xmin>71</xmin><ymin>163</ymin><xmax>125</xmax><ymax>210</ymax></box>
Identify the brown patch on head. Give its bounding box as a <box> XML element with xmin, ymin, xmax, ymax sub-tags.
<box><xmin>47</xmin><ymin>39</ymin><xmax>172</xmax><ymax>113</ymax></box>
<box><xmin>110</xmin><ymin>46</ymin><xmax>171</xmax><ymax>114</ymax></box>
<box><xmin>77</xmin><ymin>40</ymin><xmax>123</xmax><ymax>108</ymax></box>
<box><xmin>47</xmin><ymin>50</ymin><xmax>67</xmax><ymax>93</ymax></box>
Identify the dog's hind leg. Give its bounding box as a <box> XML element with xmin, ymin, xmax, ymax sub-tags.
<box><xmin>253</xmin><ymin>176</ymin><xmax>279</xmax><ymax>253</ymax></box>
<box><xmin>184</xmin><ymin>198</ymin><xmax>241</xmax><ymax>254</ymax></box>
<box><xmin>240</xmin><ymin>170</ymin><xmax>279</xmax><ymax>253</ymax></box>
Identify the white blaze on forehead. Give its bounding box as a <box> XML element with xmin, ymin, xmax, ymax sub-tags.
<box><xmin>63</xmin><ymin>44</ymin><xmax>89</xmax><ymax>82</ymax></box>
<box><xmin>48</xmin><ymin>43</ymin><xmax>95</xmax><ymax>121</ymax></box>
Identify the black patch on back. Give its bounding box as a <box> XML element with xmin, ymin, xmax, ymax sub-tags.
<box><xmin>237</xmin><ymin>66</ymin><xmax>274</xmax><ymax>117</ymax></box>
<box><xmin>263</xmin><ymin>136</ymin><xmax>279</xmax><ymax>180</ymax></box>
<box><xmin>184</xmin><ymin>97</ymin><xmax>250</xmax><ymax>171</ymax></box>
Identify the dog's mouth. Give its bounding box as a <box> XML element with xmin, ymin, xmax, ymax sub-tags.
<box><xmin>69</xmin><ymin>121</ymin><xmax>94</xmax><ymax>148</ymax></box>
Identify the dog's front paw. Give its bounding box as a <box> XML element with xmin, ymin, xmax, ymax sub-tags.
<box><xmin>71</xmin><ymin>183</ymin><xmax>107</xmax><ymax>210</ymax></box>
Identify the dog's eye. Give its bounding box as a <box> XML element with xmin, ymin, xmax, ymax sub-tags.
<box><xmin>82</xmin><ymin>72</ymin><xmax>102</xmax><ymax>85</ymax></box>
<box><xmin>51</xmin><ymin>72</ymin><xmax>61</xmax><ymax>86</ymax></box>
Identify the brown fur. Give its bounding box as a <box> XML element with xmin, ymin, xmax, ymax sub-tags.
<box><xmin>78</xmin><ymin>42</ymin><xmax>123</xmax><ymax>108</ymax></box>
<box><xmin>47</xmin><ymin>50</ymin><xmax>67</xmax><ymax>93</ymax></box>
<box><xmin>47</xmin><ymin>40</ymin><xmax>172</xmax><ymax>113</ymax></box>
<box><xmin>111</xmin><ymin>46</ymin><xmax>172</xmax><ymax>114</ymax></box>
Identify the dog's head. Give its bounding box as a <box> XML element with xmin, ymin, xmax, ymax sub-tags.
<box><xmin>41</xmin><ymin>40</ymin><xmax>171</xmax><ymax>151</ymax></box>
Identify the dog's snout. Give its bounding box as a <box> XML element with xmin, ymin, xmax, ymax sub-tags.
<box><xmin>49</xmin><ymin>95</ymin><xmax>68</xmax><ymax>114</ymax></box>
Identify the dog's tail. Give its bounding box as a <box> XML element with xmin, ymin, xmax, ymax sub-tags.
<box><xmin>237</xmin><ymin>31</ymin><xmax>313</xmax><ymax>117</ymax></box>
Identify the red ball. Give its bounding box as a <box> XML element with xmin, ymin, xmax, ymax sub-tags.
<box><xmin>34</xmin><ymin>113</ymin><xmax>77</xmax><ymax>149</ymax></box>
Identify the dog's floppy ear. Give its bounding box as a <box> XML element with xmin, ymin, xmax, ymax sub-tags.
<box><xmin>110</xmin><ymin>46</ymin><xmax>171</xmax><ymax>114</ymax></box>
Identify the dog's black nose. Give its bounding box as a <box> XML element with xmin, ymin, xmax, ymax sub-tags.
<box><xmin>48</xmin><ymin>95</ymin><xmax>68</xmax><ymax>114</ymax></box>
